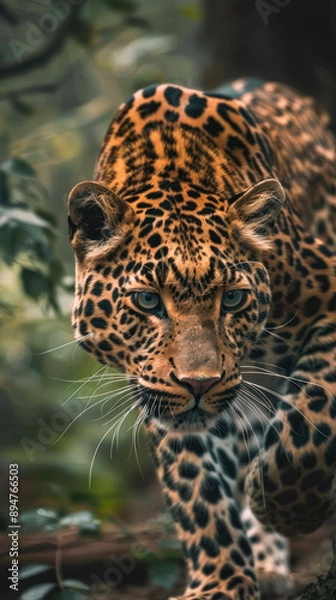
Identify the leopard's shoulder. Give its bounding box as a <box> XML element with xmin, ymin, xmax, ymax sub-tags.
<box><xmin>94</xmin><ymin>82</ymin><xmax>277</xmax><ymax>200</ymax></box>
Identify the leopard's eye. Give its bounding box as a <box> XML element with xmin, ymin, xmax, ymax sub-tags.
<box><xmin>222</xmin><ymin>289</ymin><xmax>247</xmax><ymax>311</ymax></box>
<box><xmin>132</xmin><ymin>291</ymin><xmax>161</xmax><ymax>313</ymax></box>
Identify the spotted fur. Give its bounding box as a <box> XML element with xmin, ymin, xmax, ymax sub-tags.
<box><xmin>68</xmin><ymin>80</ymin><xmax>336</xmax><ymax>599</ymax></box>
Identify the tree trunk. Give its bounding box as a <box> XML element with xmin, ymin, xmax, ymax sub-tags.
<box><xmin>199</xmin><ymin>0</ymin><xmax>336</xmax><ymax>127</ymax></box>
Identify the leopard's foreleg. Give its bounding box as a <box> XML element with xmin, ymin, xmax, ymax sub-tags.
<box><xmin>147</xmin><ymin>422</ymin><xmax>263</xmax><ymax>600</ymax></box>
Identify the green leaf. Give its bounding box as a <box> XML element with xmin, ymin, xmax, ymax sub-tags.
<box><xmin>148</xmin><ymin>560</ymin><xmax>180</xmax><ymax>590</ymax></box>
<box><xmin>78</xmin><ymin>521</ymin><xmax>101</xmax><ymax>536</ymax></box>
<box><xmin>20</xmin><ymin>583</ymin><xmax>57</xmax><ymax>600</ymax></box>
<box><xmin>35</xmin><ymin>209</ymin><xmax>58</xmax><ymax>227</ymax></box>
<box><xmin>63</xmin><ymin>580</ymin><xmax>89</xmax><ymax>592</ymax></box>
<box><xmin>1</xmin><ymin>158</ymin><xmax>37</xmax><ymax>179</ymax></box>
<box><xmin>0</xmin><ymin>207</ymin><xmax>51</xmax><ymax>230</ymax></box>
<box><xmin>0</xmin><ymin>220</ymin><xmax>51</xmax><ymax>266</ymax></box>
<box><xmin>49</xmin><ymin>259</ymin><xmax>65</xmax><ymax>283</ymax></box>
<box><xmin>21</xmin><ymin>269</ymin><xmax>49</xmax><ymax>300</ymax></box>
<box><xmin>19</xmin><ymin>564</ymin><xmax>53</xmax><ymax>581</ymax></box>
<box><xmin>58</xmin><ymin>511</ymin><xmax>101</xmax><ymax>536</ymax></box>
<box><xmin>32</xmin><ymin>238</ymin><xmax>53</xmax><ymax>264</ymax></box>
<box><xmin>59</xmin><ymin>510</ymin><xmax>95</xmax><ymax>528</ymax></box>
<box><xmin>0</xmin><ymin>222</ymin><xmax>24</xmax><ymax>264</ymax></box>
<box><xmin>20</xmin><ymin>508</ymin><xmax>59</xmax><ymax>533</ymax></box>
<box><xmin>61</xmin><ymin>276</ymin><xmax>75</xmax><ymax>293</ymax></box>
<box><xmin>0</xmin><ymin>207</ymin><xmax>56</xmax><ymax>270</ymax></box>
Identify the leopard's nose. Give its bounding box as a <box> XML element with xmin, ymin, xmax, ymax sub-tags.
<box><xmin>173</xmin><ymin>374</ymin><xmax>221</xmax><ymax>398</ymax></box>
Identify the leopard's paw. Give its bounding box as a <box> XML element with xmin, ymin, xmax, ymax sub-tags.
<box><xmin>169</xmin><ymin>573</ymin><xmax>259</xmax><ymax>599</ymax></box>
<box><xmin>257</xmin><ymin>569</ymin><xmax>292</xmax><ymax>598</ymax></box>
<box><xmin>242</xmin><ymin>505</ymin><xmax>291</xmax><ymax>599</ymax></box>
<box><xmin>168</xmin><ymin>590</ymin><xmax>233</xmax><ymax>600</ymax></box>
<box><xmin>169</xmin><ymin>590</ymin><xmax>254</xmax><ymax>599</ymax></box>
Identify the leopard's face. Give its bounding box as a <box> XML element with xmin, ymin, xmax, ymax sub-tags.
<box><xmin>69</xmin><ymin>178</ymin><xmax>281</xmax><ymax>431</ymax></box>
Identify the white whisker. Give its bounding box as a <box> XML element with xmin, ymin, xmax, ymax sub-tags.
<box><xmin>243</xmin><ymin>379</ymin><xmax>329</xmax><ymax>436</ymax></box>
<box><xmin>235</xmin><ymin>396</ymin><xmax>266</xmax><ymax>508</ymax></box>
<box><xmin>36</xmin><ymin>333</ymin><xmax>94</xmax><ymax>355</ymax></box>
<box><xmin>89</xmin><ymin>397</ymin><xmax>142</xmax><ymax>488</ymax></box>
<box><xmin>100</xmin><ymin>389</ymin><xmax>139</xmax><ymax>423</ymax></box>
<box><xmin>61</xmin><ymin>365</ymin><xmax>107</xmax><ymax>407</ymax></box>
<box><xmin>241</xmin><ymin>366</ymin><xmax>332</xmax><ymax>398</ymax></box>
<box><xmin>266</xmin><ymin>311</ymin><xmax>299</xmax><ymax>330</ymax></box>
<box><xmin>99</xmin><ymin>385</ymin><xmax>139</xmax><ymax>418</ymax></box>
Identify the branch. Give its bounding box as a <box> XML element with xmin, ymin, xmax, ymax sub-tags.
<box><xmin>0</xmin><ymin>2</ymin><xmax>19</xmax><ymax>26</ymax></box>
<box><xmin>0</xmin><ymin>82</ymin><xmax>60</xmax><ymax>100</ymax></box>
<box><xmin>0</xmin><ymin>522</ymin><xmax>178</xmax><ymax>568</ymax></box>
<box><xmin>0</xmin><ymin>1</ymin><xmax>84</xmax><ymax>80</ymax></box>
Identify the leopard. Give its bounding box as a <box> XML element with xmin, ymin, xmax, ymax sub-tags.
<box><xmin>68</xmin><ymin>79</ymin><xmax>336</xmax><ymax>600</ymax></box>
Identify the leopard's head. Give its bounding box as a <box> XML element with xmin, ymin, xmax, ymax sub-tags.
<box><xmin>68</xmin><ymin>177</ymin><xmax>284</xmax><ymax>431</ymax></box>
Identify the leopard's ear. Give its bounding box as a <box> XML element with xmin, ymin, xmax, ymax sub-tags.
<box><xmin>68</xmin><ymin>180</ymin><xmax>133</xmax><ymax>259</ymax></box>
<box><xmin>230</xmin><ymin>179</ymin><xmax>285</xmax><ymax>231</ymax></box>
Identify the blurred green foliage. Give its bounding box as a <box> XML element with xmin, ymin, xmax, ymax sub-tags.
<box><xmin>0</xmin><ymin>156</ymin><xmax>66</xmax><ymax>313</ymax></box>
<box><xmin>0</xmin><ymin>0</ymin><xmax>199</xmax><ymax>538</ymax></box>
